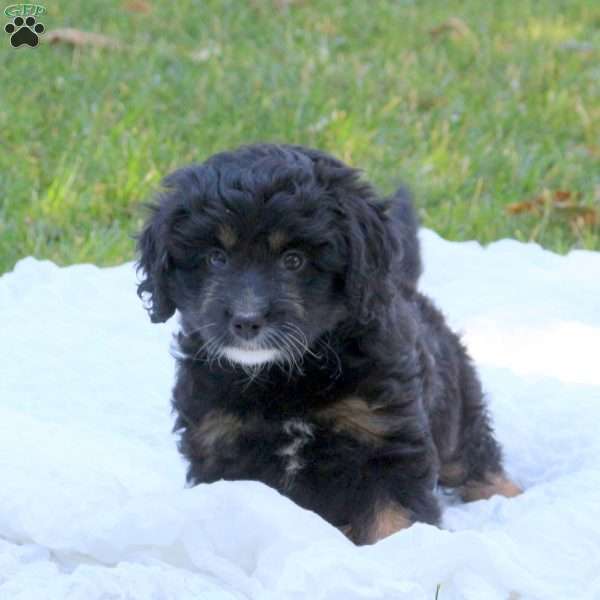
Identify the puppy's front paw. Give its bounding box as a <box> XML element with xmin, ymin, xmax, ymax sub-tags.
<box><xmin>348</xmin><ymin>503</ymin><xmax>413</xmax><ymax>545</ymax></box>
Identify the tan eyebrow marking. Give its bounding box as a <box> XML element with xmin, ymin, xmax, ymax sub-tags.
<box><xmin>190</xmin><ymin>410</ymin><xmax>243</xmax><ymax>469</ymax></box>
<box><xmin>268</xmin><ymin>230</ymin><xmax>288</xmax><ymax>253</ymax></box>
<box><xmin>316</xmin><ymin>396</ymin><xmax>391</xmax><ymax>445</ymax></box>
<box><xmin>216</xmin><ymin>224</ymin><xmax>237</xmax><ymax>249</ymax></box>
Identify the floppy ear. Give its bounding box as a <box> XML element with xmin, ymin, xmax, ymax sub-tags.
<box><xmin>135</xmin><ymin>206</ymin><xmax>176</xmax><ymax>323</ymax></box>
<box><xmin>343</xmin><ymin>197</ymin><xmax>398</xmax><ymax>324</ymax></box>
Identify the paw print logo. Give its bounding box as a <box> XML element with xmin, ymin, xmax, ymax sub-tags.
<box><xmin>5</xmin><ymin>15</ymin><xmax>45</xmax><ymax>48</ymax></box>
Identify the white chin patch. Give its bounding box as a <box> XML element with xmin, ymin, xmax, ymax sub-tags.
<box><xmin>222</xmin><ymin>347</ymin><xmax>281</xmax><ymax>366</ymax></box>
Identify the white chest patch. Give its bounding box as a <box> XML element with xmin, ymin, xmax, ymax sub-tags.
<box><xmin>277</xmin><ymin>419</ymin><xmax>315</xmax><ymax>488</ymax></box>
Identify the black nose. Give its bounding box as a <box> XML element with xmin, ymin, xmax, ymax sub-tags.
<box><xmin>230</xmin><ymin>312</ymin><xmax>265</xmax><ymax>340</ymax></box>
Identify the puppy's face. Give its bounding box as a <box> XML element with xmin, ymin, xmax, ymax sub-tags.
<box><xmin>137</xmin><ymin>145</ymin><xmax>395</xmax><ymax>370</ymax></box>
<box><xmin>170</xmin><ymin>214</ymin><xmax>347</xmax><ymax>368</ymax></box>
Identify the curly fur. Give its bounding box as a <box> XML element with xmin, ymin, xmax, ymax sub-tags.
<box><xmin>136</xmin><ymin>143</ymin><xmax>520</xmax><ymax>545</ymax></box>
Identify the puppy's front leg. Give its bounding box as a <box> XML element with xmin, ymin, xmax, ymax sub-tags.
<box><xmin>344</xmin><ymin>500</ymin><xmax>413</xmax><ymax>545</ymax></box>
<box><xmin>329</xmin><ymin>402</ymin><xmax>440</xmax><ymax>544</ymax></box>
<box><xmin>346</xmin><ymin>458</ymin><xmax>441</xmax><ymax>545</ymax></box>
<box><xmin>318</xmin><ymin>391</ymin><xmax>441</xmax><ymax>545</ymax></box>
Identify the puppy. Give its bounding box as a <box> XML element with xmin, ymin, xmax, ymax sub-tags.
<box><xmin>136</xmin><ymin>144</ymin><xmax>520</xmax><ymax>545</ymax></box>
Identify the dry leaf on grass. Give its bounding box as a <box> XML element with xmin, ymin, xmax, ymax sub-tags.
<box><xmin>505</xmin><ymin>190</ymin><xmax>580</xmax><ymax>215</ymax></box>
<box><xmin>45</xmin><ymin>28</ymin><xmax>123</xmax><ymax>49</ymax></box>
<box><xmin>123</xmin><ymin>0</ymin><xmax>153</xmax><ymax>14</ymax></box>
<box><xmin>553</xmin><ymin>189</ymin><xmax>580</xmax><ymax>207</ymax></box>
<box><xmin>505</xmin><ymin>199</ymin><xmax>542</xmax><ymax>215</ymax></box>
<box><xmin>429</xmin><ymin>17</ymin><xmax>473</xmax><ymax>39</ymax></box>
<box><xmin>506</xmin><ymin>189</ymin><xmax>599</xmax><ymax>231</ymax></box>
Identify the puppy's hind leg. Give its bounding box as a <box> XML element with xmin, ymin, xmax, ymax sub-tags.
<box><xmin>440</xmin><ymin>361</ymin><xmax>522</xmax><ymax>502</ymax></box>
<box><xmin>440</xmin><ymin>425</ymin><xmax>522</xmax><ymax>502</ymax></box>
<box><xmin>460</xmin><ymin>472</ymin><xmax>522</xmax><ymax>502</ymax></box>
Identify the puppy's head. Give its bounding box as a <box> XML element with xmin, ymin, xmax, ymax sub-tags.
<box><xmin>136</xmin><ymin>144</ymin><xmax>397</xmax><ymax>368</ymax></box>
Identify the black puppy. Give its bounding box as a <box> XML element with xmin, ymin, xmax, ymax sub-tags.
<box><xmin>136</xmin><ymin>144</ymin><xmax>520</xmax><ymax>544</ymax></box>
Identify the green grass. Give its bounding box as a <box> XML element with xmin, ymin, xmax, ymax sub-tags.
<box><xmin>1</xmin><ymin>0</ymin><xmax>599</xmax><ymax>274</ymax></box>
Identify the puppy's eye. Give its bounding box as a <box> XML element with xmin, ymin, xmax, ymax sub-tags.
<box><xmin>281</xmin><ymin>250</ymin><xmax>305</xmax><ymax>271</ymax></box>
<box><xmin>208</xmin><ymin>249</ymin><xmax>228</xmax><ymax>268</ymax></box>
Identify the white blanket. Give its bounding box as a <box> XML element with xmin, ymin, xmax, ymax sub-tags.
<box><xmin>1</xmin><ymin>230</ymin><xmax>599</xmax><ymax>600</ymax></box>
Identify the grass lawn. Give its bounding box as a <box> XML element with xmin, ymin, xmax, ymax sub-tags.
<box><xmin>1</xmin><ymin>0</ymin><xmax>599</xmax><ymax>274</ymax></box>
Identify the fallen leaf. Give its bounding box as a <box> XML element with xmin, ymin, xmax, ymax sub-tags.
<box><xmin>554</xmin><ymin>189</ymin><xmax>573</xmax><ymax>203</ymax></box>
<box><xmin>45</xmin><ymin>28</ymin><xmax>123</xmax><ymax>49</ymax></box>
<box><xmin>505</xmin><ymin>190</ymin><xmax>581</xmax><ymax>215</ymax></box>
<box><xmin>429</xmin><ymin>17</ymin><xmax>473</xmax><ymax>39</ymax></box>
<box><xmin>505</xmin><ymin>197</ymin><xmax>544</xmax><ymax>215</ymax></box>
<box><xmin>507</xmin><ymin>189</ymin><xmax>599</xmax><ymax>231</ymax></box>
<box><xmin>123</xmin><ymin>0</ymin><xmax>153</xmax><ymax>14</ymax></box>
<box><xmin>552</xmin><ymin>189</ymin><xmax>582</xmax><ymax>209</ymax></box>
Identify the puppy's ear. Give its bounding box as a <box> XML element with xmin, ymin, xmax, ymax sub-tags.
<box><xmin>136</xmin><ymin>206</ymin><xmax>176</xmax><ymax>323</ymax></box>
<box><xmin>343</xmin><ymin>197</ymin><xmax>398</xmax><ymax>324</ymax></box>
<box><xmin>383</xmin><ymin>186</ymin><xmax>422</xmax><ymax>290</ymax></box>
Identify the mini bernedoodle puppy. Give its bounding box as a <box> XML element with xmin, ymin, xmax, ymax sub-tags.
<box><xmin>136</xmin><ymin>143</ymin><xmax>521</xmax><ymax>545</ymax></box>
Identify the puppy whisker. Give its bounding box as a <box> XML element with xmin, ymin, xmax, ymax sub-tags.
<box><xmin>314</xmin><ymin>334</ymin><xmax>342</xmax><ymax>379</ymax></box>
<box><xmin>193</xmin><ymin>330</ymin><xmax>227</xmax><ymax>366</ymax></box>
<box><xmin>184</xmin><ymin>322</ymin><xmax>217</xmax><ymax>337</ymax></box>
<box><xmin>264</xmin><ymin>330</ymin><xmax>295</xmax><ymax>376</ymax></box>
<box><xmin>192</xmin><ymin>336</ymin><xmax>216</xmax><ymax>362</ymax></box>
<box><xmin>268</xmin><ymin>328</ymin><xmax>305</xmax><ymax>377</ymax></box>
<box><xmin>281</xmin><ymin>322</ymin><xmax>319</xmax><ymax>360</ymax></box>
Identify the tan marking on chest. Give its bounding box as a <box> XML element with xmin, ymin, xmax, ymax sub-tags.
<box><xmin>317</xmin><ymin>396</ymin><xmax>391</xmax><ymax>444</ymax></box>
<box><xmin>191</xmin><ymin>410</ymin><xmax>243</xmax><ymax>456</ymax></box>
<box><xmin>217</xmin><ymin>224</ymin><xmax>237</xmax><ymax>249</ymax></box>
<box><xmin>461</xmin><ymin>473</ymin><xmax>522</xmax><ymax>502</ymax></box>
